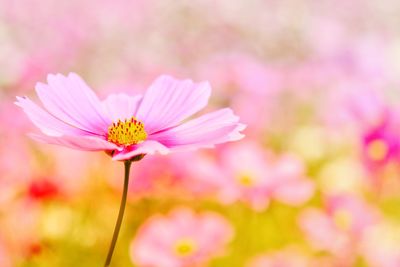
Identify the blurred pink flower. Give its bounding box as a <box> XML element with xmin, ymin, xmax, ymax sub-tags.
<box><xmin>215</xmin><ymin>142</ymin><xmax>313</xmax><ymax>211</ymax></box>
<box><xmin>356</xmin><ymin>101</ymin><xmax>400</xmax><ymax>192</ymax></box>
<box><xmin>215</xmin><ymin>142</ymin><xmax>272</xmax><ymax>210</ymax></box>
<box><xmin>299</xmin><ymin>194</ymin><xmax>379</xmax><ymax>264</ymax></box>
<box><xmin>362</xmin><ymin>117</ymin><xmax>400</xmax><ymax>170</ymax></box>
<box><xmin>325</xmin><ymin>87</ymin><xmax>400</xmax><ymax>175</ymax></box>
<box><xmin>16</xmin><ymin>73</ymin><xmax>245</xmax><ymax>161</ymax></box>
<box><xmin>360</xmin><ymin>223</ymin><xmax>400</xmax><ymax>267</ymax></box>
<box><xmin>130</xmin><ymin>207</ymin><xmax>234</xmax><ymax>267</ymax></box>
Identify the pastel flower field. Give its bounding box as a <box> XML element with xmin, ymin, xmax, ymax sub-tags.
<box><xmin>1</xmin><ymin>1</ymin><xmax>400</xmax><ymax>266</ymax></box>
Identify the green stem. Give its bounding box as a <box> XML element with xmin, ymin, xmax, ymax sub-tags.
<box><xmin>104</xmin><ymin>160</ymin><xmax>132</xmax><ymax>267</ymax></box>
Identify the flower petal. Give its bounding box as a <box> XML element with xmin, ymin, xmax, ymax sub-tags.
<box><xmin>149</xmin><ymin>108</ymin><xmax>246</xmax><ymax>151</ymax></box>
<box><xmin>15</xmin><ymin>96</ymin><xmax>89</xmax><ymax>136</ymax></box>
<box><xmin>112</xmin><ymin>140</ymin><xmax>169</xmax><ymax>161</ymax></box>
<box><xmin>136</xmin><ymin>75</ymin><xmax>211</xmax><ymax>134</ymax></box>
<box><xmin>102</xmin><ymin>93</ymin><xmax>142</xmax><ymax>122</ymax></box>
<box><xmin>29</xmin><ymin>133</ymin><xmax>121</xmax><ymax>151</ymax></box>
<box><xmin>35</xmin><ymin>73</ymin><xmax>111</xmax><ymax>135</ymax></box>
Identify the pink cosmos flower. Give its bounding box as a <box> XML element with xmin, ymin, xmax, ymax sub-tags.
<box><xmin>168</xmin><ymin>142</ymin><xmax>314</xmax><ymax>209</ymax></box>
<box><xmin>130</xmin><ymin>207</ymin><xmax>234</xmax><ymax>267</ymax></box>
<box><xmin>325</xmin><ymin>87</ymin><xmax>400</xmax><ymax>185</ymax></box>
<box><xmin>214</xmin><ymin>142</ymin><xmax>272</xmax><ymax>211</ymax></box>
<box><xmin>329</xmin><ymin>88</ymin><xmax>400</xmax><ymax>165</ymax></box>
<box><xmin>360</xmin><ymin>222</ymin><xmax>400</xmax><ymax>267</ymax></box>
<box><xmin>215</xmin><ymin>142</ymin><xmax>314</xmax><ymax>211</ymax></box>
<box><xmin>16</xmin><ymin>73</ymin><xmax>245</xmax><ymax>161</ymax></box>
<box><xmin>299</xmin><ymin>194</ymin><xmax>379</xmax><ymax>265</ymax></box>
<box><xmin>362</xmin><ymin>117</ymin><xmax>400</xmax><ymax>171</ymax></box>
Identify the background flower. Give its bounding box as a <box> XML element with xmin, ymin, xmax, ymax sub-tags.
<box><xmin>130</xmin><ymin>208</ymin><xmax>234</xmax><ymax>267</ymax></box>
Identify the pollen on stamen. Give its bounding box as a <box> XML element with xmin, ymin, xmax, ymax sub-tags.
<box><xmin>107</xmin><ymin>117</ymin><xmax>147</xmax><ymax>146</ymax></box>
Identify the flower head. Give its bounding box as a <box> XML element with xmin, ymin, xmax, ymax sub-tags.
<box><xmin>16</xmin><ymin>73</ymin><xmax>245</xmax><ymax>161</ymax></box>
<box><xmin>299</xmin><ymin>194</ymin><xmax>379</xmax><ymax>261</ymax></box>
<box><xmin>360</xmin><ymin>222</ymin><xmax>400</xmax><ymax>267</ymax></box>
<box><xmin>204</xmin><ymin>142</ymin><xmax>314</xmax><ymax>211</ymax></box>
<box><xmin>130</xmin><ymin>207</ymin><xmax>234</xmax><ymax>267</ymax></box>
<box><xmin>362</xmin><ymin>117</ymin><xmax>400</xmax><ymax>170</ymax></box>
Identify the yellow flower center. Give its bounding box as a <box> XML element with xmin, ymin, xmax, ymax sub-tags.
<box><xmin>237</xmin><ymin>173</ymin><xmax>254</xmax><ymax>187</ymax></box>
<box><xmin>367</xmin><ymin>139</ymin><xmax>388</xmax><ymax>161</ymax></box>
<box><xmin>174</xmin><ymin>239</ymin><xmax>197</xmax><ymax>257</ymax></box>
<box><xmin>107</xmin><ymin>117</ymin><xmax>147</xmax><ymax>146</ymax></box>
<box><xmin>333</xmin><ymin>209</ymin><xmax>353</xmax><ymax>231</ymax></box>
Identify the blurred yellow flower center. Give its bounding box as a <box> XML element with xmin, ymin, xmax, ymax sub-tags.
<box><xmin>174</xmin><ymin>239</ymin><xmax>197</xmax><ymax>256</ymax></box>
<box><xmin>367</xmin><ymin>139</ymin><xmax>388</xmax><ymax>161</ymax></box>
<box><xmin>333</xmin><ymin>209</ymin><xmax>352</xmax><ymax>231</ymax></box>
<box><xmin>237</xmin><ymin>173</ymin><xmax>254</xmax><ymax>186</ymax></box>
<box><xmin>107</xmin><ymin>117</ymin><xmax>147</xmax><ymax>146</ymax></box>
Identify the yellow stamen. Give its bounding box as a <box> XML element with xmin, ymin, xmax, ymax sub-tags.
<box><xmin>367</xmin><ymin>139</ymin><xmax>388</xmax><ymax>161</ymax></box>
<box><xmin>174</xmin><ymin>239</ymin><xmax>196</xmax><ymax>256</ymax></box>
<box><xmin>107</xmin><ymin>117</ymin><xmax>147</xmax><ymax>146</ymax></box>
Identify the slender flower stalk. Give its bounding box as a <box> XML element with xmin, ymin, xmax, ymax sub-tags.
<box><xmin>104</xmin><ymin>154</ymin><xmax>143</xmax><ymax>266</ymax></box>
<box><xmin>104</xmin><ymin>160</ymin><xmax>131</xmax><ymax>267</ymax></box>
